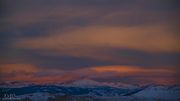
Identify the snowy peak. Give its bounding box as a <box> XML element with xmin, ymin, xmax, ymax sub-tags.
<box><xmin>63</xmin><ymin>79</ymin><xmax>103</xmax><ymax>87</ymax></box>
<box><xmin>0</xmin><ymin>81</ymin><xmax>34</xmax><ymax>88</ymax></box>
<box><xmin>72</xmin><ymin>79</ymin><xmax>101</xmax><ymax>86</ymax></box>
<box><xmin>0</xmin><ymin>79</ymin><xmax>136</xmax><ymax>88</ymax></box>
<box><xmin>104</xmin><ymin>82</ymin><xmax>137</xmax><ymax>88</ymax></box>
<box><xmin>61</xmin><ymin>79</ymin><xmax>136</xmax><ymax>88</ymax></box>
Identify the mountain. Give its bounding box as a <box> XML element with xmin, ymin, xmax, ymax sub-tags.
<box><xmin>61</xmin><ymin>79</ymin><xmax>137</xmax><ymax>89</ymax></box>
<box><xmin>0</xmin><ymin>85</ymin><xmax>133</xmax><ymax>96</ymax></box>
<box><xmin>0</xmin><ymin>81</ymin><xmax>34</xmax><ymax>88</ymax></box>
<box><xmin>0</xmin><ymin>79</ymin><xmax>137</xmax><ymax>89</ymax></box>
<box><xmin>0</xmin><ymin>80</ymin><xmax>180</xmax><ymax>101</ymax></box>
<box><xmin>62</xmin><ymin>79</ymin><xmax>103</xmax><ymax>87</ymax></box>
<box><xmin>132</xmin><ymin>85</ymin><xmax>180</xmax><ymax>100</ymax></box>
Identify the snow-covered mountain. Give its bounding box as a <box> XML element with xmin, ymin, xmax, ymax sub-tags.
<box><xmin>0</xmin><ymin>81</ymin><xmax>34</xmax><ymax>88</ymax></box>
<box><xmin>0</xmin><ymin>80</ymin><xmax>180</xmax><ymax>101</ymax></box>
<box><xmin>132</xmin><ymin>85</ymin><xmax>180</xmax><ymax>100</ymax></box>
<box><xmin>61</xmin><ymin>79</ymin><xmax>137</xmax><ymax>89</ymax></box>
<box><xmin>62</xmin><ymin>79</ymin><xmax>103</xmax><ymax>87</ymax></box>
<box><xmin>0</xmin><ymin>79</ymin><xmax>137</xmax><ymax>89</ymax></box>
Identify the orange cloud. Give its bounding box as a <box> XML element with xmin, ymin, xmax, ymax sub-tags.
<box><xmin>14</xmin><ymin>25</ymin><xmax>179</xmax><ymax>55</ymax></box>
<box><xmin>0</xmin><ymin>63</ymin><xmax>82</xmax><ymax>83</ymax></box>
<box><xmin>0</xmin><ymin>64</ymin><xmax>40</xmax><ymax>74</ymax></box>
<box><xmin>89</xmin><ymin>65</ymin><xmax>179</xmax><ymax>85</ymax></box>
<box><xmin>0</xmin><ymin>64</ymin><xmax>178</xmax><ymax>85</ymax></box>
<box><xmin>134</xmin><ymin>75</ymin><xmax>179</xmax><ymax>85</ymax></box>
<box><xmin>1</xmin><ymin>74</ymin><xmax>77</xmax><ymax>84</ymax></box>
<box><xmin>91</xmin><ymin>65</ymin><xmax>177</xmax><ymax>74</ymax></box>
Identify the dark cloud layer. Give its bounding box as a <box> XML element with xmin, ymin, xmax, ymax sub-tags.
<box><xmin>0</xmin><ymin>48</ymin><xmax>179</xmax><ymax>70</ymax></box>
<box><xmin>0</xmin><ymin>0</ymin><xmax>179</xmax><ymax>84</ymax></box>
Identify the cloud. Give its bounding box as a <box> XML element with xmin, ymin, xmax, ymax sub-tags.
<box><xmin>89</xmin><ymin>65</ymin><xmax>180</xmax><ymax>85</ymax></box>
<box><xmin>0</xmin><ymin>63</ymin><xmax>179</xmax><ymax>85</ymax></box>
<box><xmin>0</xmin><ymin>64</ymin><xmax>39</xmax><ymax>74</ymax></box>
<box><xmin>15</xmin><ymin>25</ymin><xmax>179</xmax><ymax>53</ymax></box>
<box><xmin>1</xmin><ymin>48</ymin><xmax>179</xmax><ymax>71</ymax></box>
<box><xmin>1</xmin><ymin>0</ymin><xmax>179</xmax><ymax>85</ymax></box>
<box><xmin>2</xmin><ymin>0</ymin><xmax>178</xmax><ymax>30</ymax></box>
<box><xmin>91</xmin><ymin>65</ymin><xmax>177</xmax><ymax>74</ymax></box>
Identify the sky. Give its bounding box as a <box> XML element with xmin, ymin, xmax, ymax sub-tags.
<box><xmin>0</xmin><ymin>0</ymin><xmax>180</xmax><ymax>85</ymax></box>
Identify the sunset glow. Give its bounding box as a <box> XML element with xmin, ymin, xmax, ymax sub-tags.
<box><xmin>0</xmin><ymin>0</ymin><xmax>179</xmax><ymax>86</ymax></box>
